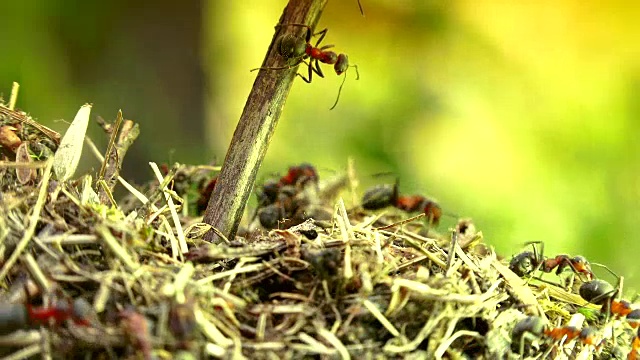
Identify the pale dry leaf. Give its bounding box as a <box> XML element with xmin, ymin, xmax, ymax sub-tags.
<box><xmin>15</xmin><ymin>141</ymin><xmax>34</xmax><ymax>184</ymax></box>
<box><xmin>53</xmin><ymin>104</ymin><xmax>92</xmax><ymax>181</ymax></box>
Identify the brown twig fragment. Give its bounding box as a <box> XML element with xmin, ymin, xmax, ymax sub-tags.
<box><xmin>203</xmin><ymin>0</ymin><xmax>328</xmax><ymax>243</ymax></box>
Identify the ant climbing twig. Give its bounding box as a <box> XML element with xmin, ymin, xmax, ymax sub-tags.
<box><xmin>251</xmin><ymin>24</ymin><xmax>359</xmax><ymax>110</ymax></box>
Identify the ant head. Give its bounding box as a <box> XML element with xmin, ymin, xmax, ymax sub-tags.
<box><xmin>568</xmin><ymin>255</ymin><xmax>594</xmax><ymax>279</ymax></box>
<box><xmin>627</xmin><ymin>309</ymin><xmax>640</xmax><ymax>328</ymax></box>
<box><xmin>277</xmin><ymin>34</ymin><xmax>307</xmax><ymax>60</ymax></box>
<box><xmin>423</xmin><ymin>200</ymin><xmax>442</xmax><ymax>225</ymax></box>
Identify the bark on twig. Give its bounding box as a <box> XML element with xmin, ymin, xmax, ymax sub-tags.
<box><xmin>203</xmin><ymin>0</ymin><xmax>328</xmax><ymax>243</ymax></box>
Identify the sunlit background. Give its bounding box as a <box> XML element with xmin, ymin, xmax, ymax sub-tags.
<box><xmin>3</xmin><ymin>0</ymin><xmax>639</xmax><ymax>290</ymax></box>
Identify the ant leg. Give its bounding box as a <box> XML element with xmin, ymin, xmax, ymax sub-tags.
<box><xmin>331</xmin><ymin>63</ymin><xmax>360</xmax><ymax>113</ymax></box>
<box><xmin>297</xmin><ymin>59</ymin><xmax>324</xmax><ymax>83</ymax></box>
<box><xmin>556</xmin><ymin>256</ymin><xmax>593</xmax><ymax>281</ymax></box>
<box><xmin>357</xmin><ymin>0</ymin><xmax>365</xmax><ymax>16</ymax></box>
<box><xmin>352</xmin><ymin>64</ymin><xmax>360</xmax><ymax>80</ymax></box>
<box><xmin>313</xmin><ymin>59</ymin><xmax>325</xmax><ymax>78</ymax></box>
<box><xmin>250</xmin><ymin>59</ymin><xmax>303</xmax><ymax>73</ymax></box>
<box><xmin>329</xmin><ymin>75</ymin><xmax>345</xmax><ymax>109</ymax></box>
<box><xmin>313</xmin><ymin>28</ymin><xmax>329</xmax><ymax>47</ymax></box>
<box><xmin>296</xmin><ymin>60</ymin><xmax>314</xmax><ymax>83</ymax></box>
<box><xmin>523</xmin><ymin>241</ymin><xmax>544</xmax><ymax>264</ymax></box>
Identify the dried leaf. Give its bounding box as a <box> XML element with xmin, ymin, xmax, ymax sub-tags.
<box><xmin>15</xmin><ymin>142</ymin><xmax>33</xmax><ymax>184</ymax></box>
<box><xmin>53</xmin><ymin>104</ymin><xmax>92</xmax><ymax>181</ymax></box>
<box><xmin>0</xmin><ymin>125</ymin><xmax>21</xmax><ymax>152</ymax></box>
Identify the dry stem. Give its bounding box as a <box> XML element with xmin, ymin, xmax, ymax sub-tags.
<box><xmin>203</xmin><ymin>0</ymin><xmax>328</xmax><ymax>243</ymax></box>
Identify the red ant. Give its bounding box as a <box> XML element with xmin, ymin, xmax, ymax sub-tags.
<box><xmin>0</xmin><ymin>297</ymin><xmax>93</xmax><ymax>335</ymax></box>
<box><xmin>251</xmin><ymin>24</ymin><xmax>359</xmax><ymax>110</ymax></box>
<box><xmin>630</xmin><ymin>327</ymin><xmax>640</xmax><ymax>360</ymax></box>
<box><xmin>508</xmin><ymin>241</ymin><xmax>594</xmax><ymax>282</ymax></box>
<box><xmin>511</xmin><ymin>316</ymin><xmax>600</xmax><ymax>356</ymax></box>
<box><xmin>361</xmin><ymin>180</ymin><xmax>443</xmax><ymax>225</ymax></box>
<box><xmin>119</xmin><ymin>308</ymin><xmax>153</xmax><ymax>360</ymax></box>
<box><xmin>578</xmin><ymin>278</ymin><xmax>640</xmax><ymax>359</ymax></box>
<box><xmin>279</xmin><ymin>163</ymin><xmax>319</xmax><ymax>188</ymax></box>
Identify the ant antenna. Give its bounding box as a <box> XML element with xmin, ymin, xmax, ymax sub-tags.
<box><xmin>591</xmin><ymin>262</ymin><xmax>619</xmax><ymax>280</ymax></box>
<box><xmin>330</xmin><ymin>64</ymin><xmax>360</xmax><ymax>110</ymax></box>
<box><xmin>357</xmin><ymin>0</ymin><xmax>365</xmax><ymax>16</ymax></box>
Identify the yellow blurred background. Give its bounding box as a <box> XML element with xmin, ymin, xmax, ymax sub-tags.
<box><xmin>2</xmin><ymin>1</ymin><xmax>639</xmax><ymax>290</ymax></box>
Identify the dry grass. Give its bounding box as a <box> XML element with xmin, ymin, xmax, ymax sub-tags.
<box><xmin>0</xmin><ymin>98</ymin><xmax>637</xmax><ymax>360</ymax></box>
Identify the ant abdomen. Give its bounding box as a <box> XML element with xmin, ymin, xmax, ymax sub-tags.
<box><xmin>0</xmin><ymin>304</ymin><xmax>28</xmax><ymax>335</ymax></box>
<box><xmin>508</xmin><ymin>251</ymin><xmax>536</xmax><ymax>277</ymax></box>
<box><xmin>579</xmin><ymin>279</ymin><xmax>616</xmax><ymax>305</ymax></box>
<box><xmin>361</xmin><ymin>184</ymin><xmax>396</xmax><ymax>210</ymax></box>
<box><xmin>278</xmin><ymin>34</ymin><xmax>306</xmax><ymax>60</ymax></box>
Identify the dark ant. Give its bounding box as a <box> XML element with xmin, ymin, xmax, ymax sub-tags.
<box><xmin>197</xmin><ymin>176</ymin><xmax>217</xmax><ymax>214</ymax></box>
<box><xmin>579</xmin><ymin>279</ymin><xmax>637</xmax><ymax>318</ymax></box>
<box><xmin>302</xmin><ymin>247</ymin><xmax>342</xmax><ymax>279</ymax></box>
<box><xmin>508</xmin><ymin>241</ymin><xmax>594</xmax><ymax>281</ymax></box>
<box><xmin>251</xmin><ymin>24</ymin><xmax>359</xmax><ymax>110</ymax></box>
<box><xmin>257</xmin><ymin>163</ymin><xmax>319</xmax><ymax>207</ymax></box>
<box><xmin>169</xmin><ymin>299</ymin><xmax>198</xmax><ymax>350</ymax></box>
<box><xmin>578</xmin><ymin>278</ymin><xmax>640</xmax><ymax>359</ymax></box>
<box><xmin>256</xmin><ymin>164</ymin><xmax>319</xmax><ymax>229</ymax></box>
<box><xmin>258</xmin><ymin>185</ymin><xmax>311</xmax><ymax>230</ymax></box>
<box><xmin>0</xmin><ymin>297</ymin><xmax>93</xmax><ymax>335</ymax></box>
<box><xmin>511</xmin><ymin>316</ymin><xmax>600</xmax><ymax>356</ymax></box>
<box><xmin>361</xmin><ymin>180</ymin><xmax>443</xmax><ymax>225</ymax></box>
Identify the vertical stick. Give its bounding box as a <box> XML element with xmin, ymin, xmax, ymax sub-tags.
<box><xmin>203</xmin><ymin>0</ymin><xmax>328</xmax><ymax>243</ymax></box>
<box><xmin>9</xmin><ymin>82</ymin><xmax>19</xmax><ymax>110</ymax></box>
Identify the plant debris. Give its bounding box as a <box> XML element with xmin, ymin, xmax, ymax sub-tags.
<box><xmin>0</xmin><ymin>99</ymin><xmax>638</xmax><ymax>360</ymax></box>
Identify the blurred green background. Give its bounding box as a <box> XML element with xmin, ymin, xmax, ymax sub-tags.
<box><xmin>3</xmin><ymin>1</ymin><xmax>639</xmax><ymax>290</ymax></box>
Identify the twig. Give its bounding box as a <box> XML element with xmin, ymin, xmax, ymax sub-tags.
<box><xmin>9</xmin><ymin>82</ymin><xmax>19</xmax><ymax>111</ymax></box>
<box><xmin>362</xmin><ymin>299</ymin><xmax>400</xmax><ymax>337</ymax></box>
<box><xmin>203</xmin><ymin>0</ymin><xmax>328</xmax><ymax>243</ymax></box>
<box><xmin>0</xmin><ymin>104</ymin><xmax>61</xmax><ymax>144</ymax></box>
<box><xmin>150</xmin><ymin>162</ymin><xmax>188</xmax><ymax>254</ymax></box>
